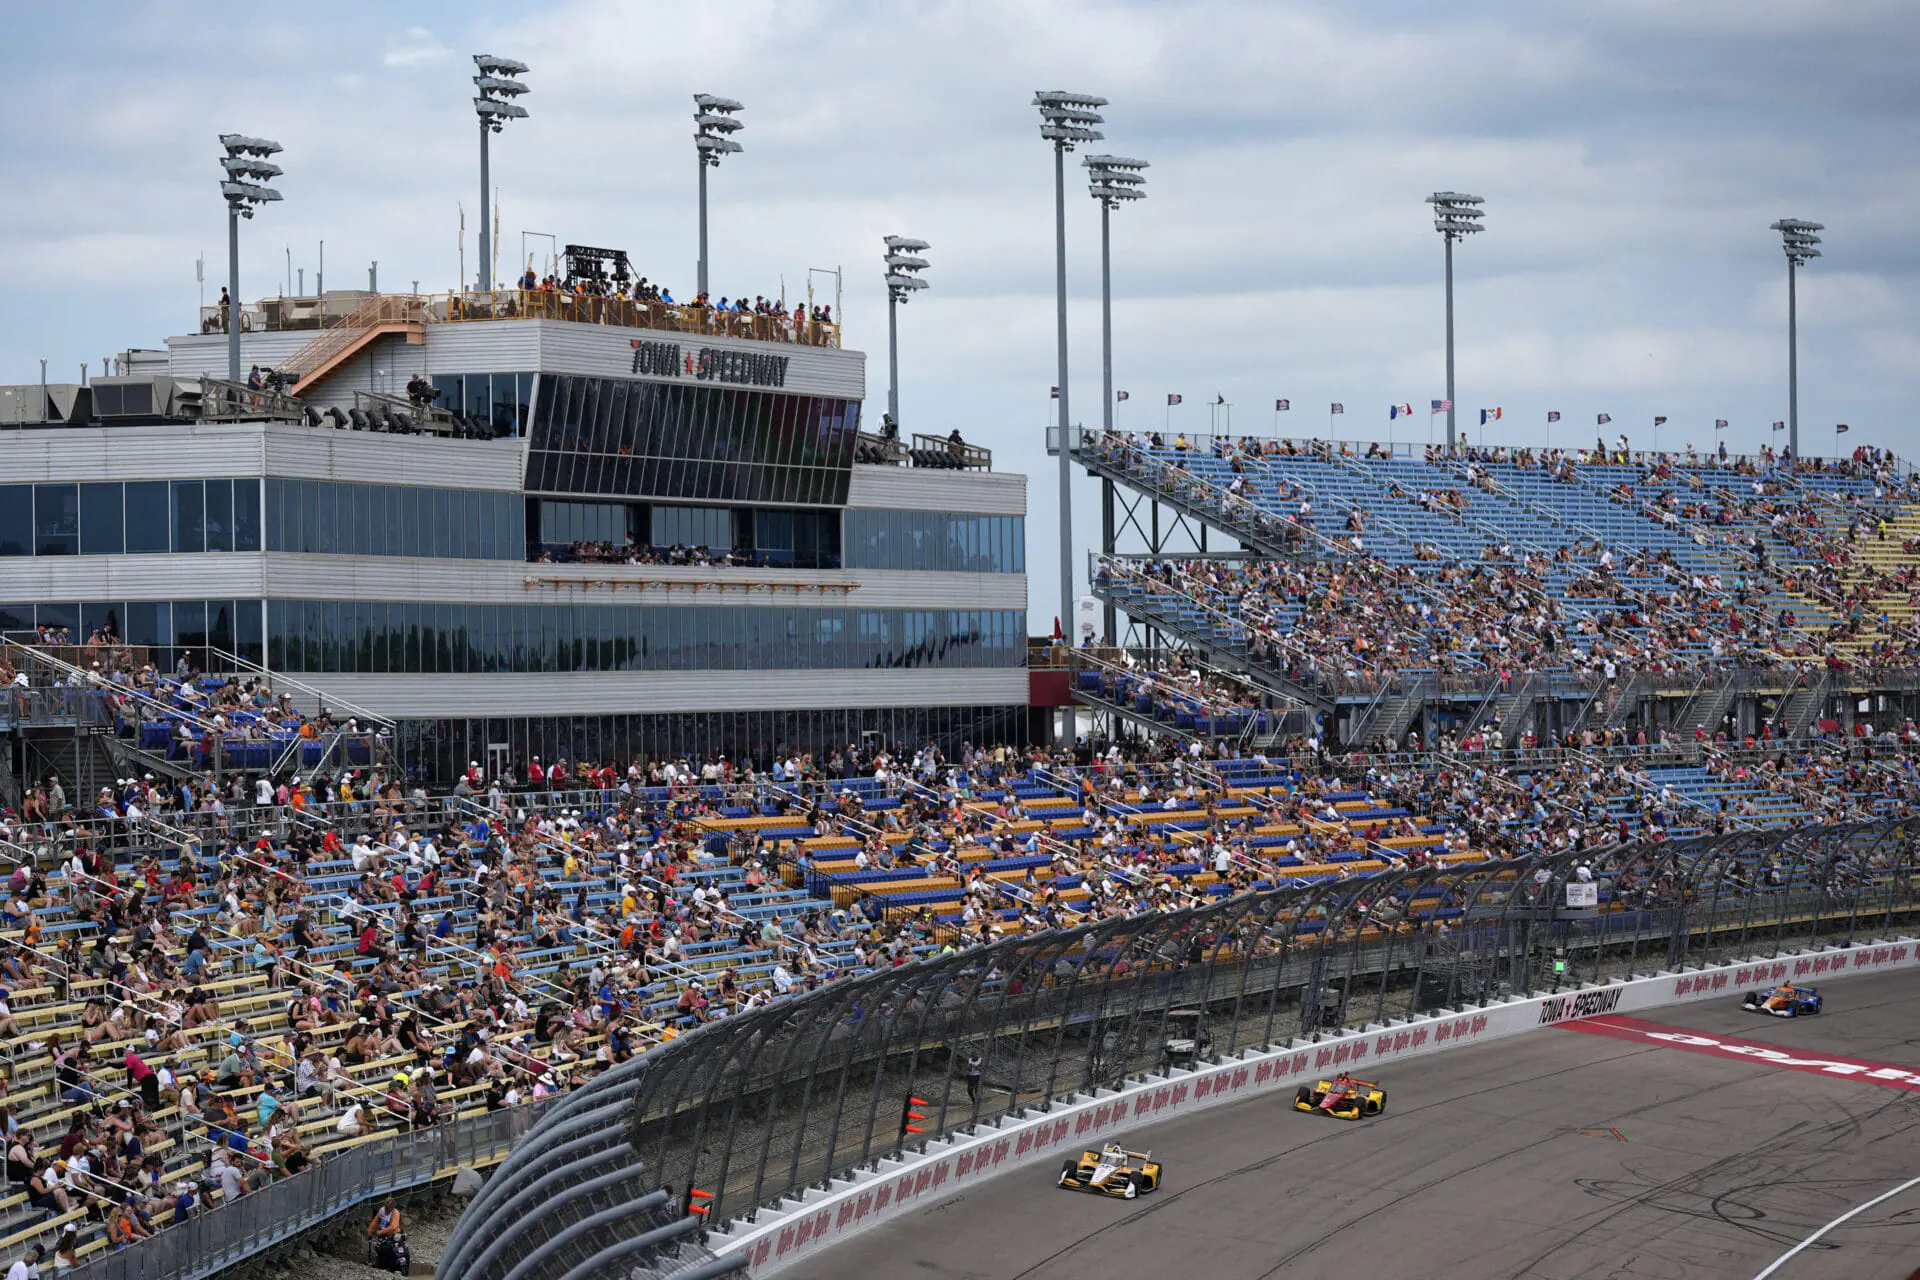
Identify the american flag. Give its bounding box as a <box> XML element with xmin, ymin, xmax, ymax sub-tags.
<box><xmin>1275</xmin><ymin>398</ymin><xmax>1290</xmax><ymax>411</ymax></box>
<box><xmin>1049</xmin><ymin>386</ymin><xmax>1059</xmax><ymax>399</ymax></box>
<box><xmin>1547</xmin><ymin>411</ymin><xmax>1561</xmax><ymax>423</ymax></box>
<box><xmin>1653</xmin><ymin>416</ymin><xmax>1668</xmax><ymax>426</ymax></box>
<box><xmin>1714</xmin><ymin>419</ymin><xmax>1728</xmax><ymax>429</ymax></box>
<box><xmin>1430</xmin><ymin>399</ymin><xmax>1450</xmax><ymax>414</ymax></box>
<box><xmin>1836</xmin><ymin>423</ymin><xmax>1850</xmax><ymax>434</ymax></box>
<box><xmin>1116</xmin><ymin>390</ymin><xmax>1129</xmax><ymax>402</ymax></box>
<box><xmin>1772</xmin><ymin>421</ymin><xmax>1786</xmax><ymax>431</ymax></box>
<box><xmin>1166</xmin><ymin>394</ymin><xmax>1182</xmax><ymax>406</ymax></box>
<box><xmin>1330</xmin><ymin>403</ymin><xmax>1345</xmax><ymax>415</ymax></box>
<box><xmin>1597</xmin><ymin>413</ymin><xmax>1612</xmax><ymax>425</ymax></box>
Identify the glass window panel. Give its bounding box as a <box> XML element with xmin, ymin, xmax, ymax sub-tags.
<box><xmin>79</xmin><ymin>483</ymin><xmax>124</xmax><ymax>556</ymax></box>
<box><xmin>380</xmin><ymin>485</ymin><xmax>403</xmax><ymax>557</ymax></box>
<box><xmin>172</xmin><ymin>600</ymin><xmax>208</xmax><ymax>659</ymax></box>
<box><xmin>34</xmin><ymin>602</ymin><xmax>77</xmax><ymax>641</ymax></box>
<box><xmin>349</xmin><ymin>484</ymin><xmax>372</xmax><ymax>557</ymax></box>
<box><xmin>204</xmin><ymin>479</ymin><xmax>234</xmax><ymax>553</ymax></box>
<box><xmin>235</xmin><ymin>599</ymin><xmax>263</xmax><ymax>665</ymax></box>
<box><xmin>315</xmin><ymin>482</ymin><xmax>341</xmax><ymax>555</ymax></box>
<box><xmin>79</xmin><ymin>602</ymin><xmax>119</xmax><ymax>645</ymax></box>
<box><xmin>0</xmin><ymin>486</ymin><xmax>30</xmax><ymax>556</ymax></box>
<box><xmin>34</xmin><ymin>484</ymin><xmax>79</xmax><ymax>556</ymax></box>
<box><xmin>234</xmin><ymin>480</ymin><xmax>262</xmax><ymax>552</ymax></box>
<box><xmin>208</xmin><ymin>601</ymin><xmax>234</xmax><ymax>659</ymax></box>
<box><xmin>433</xmin><ymin>490</ymin><xmax>454</xmax><ymax>558</ymax></box>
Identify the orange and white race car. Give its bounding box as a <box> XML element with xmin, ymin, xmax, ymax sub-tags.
<box><xmin>1741</xmin><ymin>983</ymin><xmax>1822</xmax><ymax>1017</ymax></box>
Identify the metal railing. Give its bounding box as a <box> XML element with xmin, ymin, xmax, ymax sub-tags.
<box><xmin>64</xmin><ymin>1098</ymin><xmax>556</xmax><ymax>1280</ymax></box>
<box><xmin>433</xmin><ymin>289</ymin><xmax>841</xmax><ymax>349</ymax></box>
<box><xmin>443</xmin><ymin>819</ymin><xmax>1920</xmax><ymax>1280</ymax></box>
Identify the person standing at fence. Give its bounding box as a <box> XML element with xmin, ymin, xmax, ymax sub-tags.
<box><xmin>964</xmin><ymin>1054</ymin><xmax>983</xmax><ymax>1104</ymax></box>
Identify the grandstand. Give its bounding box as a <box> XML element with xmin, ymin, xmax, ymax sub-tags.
<box><xmin>1072</xmin><ymin>429</ymin><xmax>1920</xmax><ymax>753</ymax></box>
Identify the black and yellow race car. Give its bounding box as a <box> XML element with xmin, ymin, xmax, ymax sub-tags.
<box><xmin>1058</xmin><ymin>1142</ymin><xmax>1162</xmax><ymax>1199</ymax></box>
<box><xmin>1293</xmin><ymin>1075</ymin><xmax>1386</xmax><ymax>1120</ymax></box>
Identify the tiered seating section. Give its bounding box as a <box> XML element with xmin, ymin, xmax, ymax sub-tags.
<box><xmin>1086</xmin><ymin>433</ymin><xmax>1920</xmax><ymax>688</ymax></box>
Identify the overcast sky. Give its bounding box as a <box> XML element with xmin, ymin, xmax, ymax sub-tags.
<box><xmin>6</xmin><ymin>1</ymin><xmax>1919</xmax><ymax>619</ymax></box>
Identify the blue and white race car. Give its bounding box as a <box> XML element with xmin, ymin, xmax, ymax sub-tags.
<box><xmin>1742</xmin><ymin>983</ymin><xmax>1822</xmax><ymax>1017</ymax></box>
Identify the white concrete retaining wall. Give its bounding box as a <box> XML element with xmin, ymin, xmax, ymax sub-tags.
<box><xmin>713</xmin><ymin>937</ymin><xmax>1920</xmax><ymax>1275</ymax></box>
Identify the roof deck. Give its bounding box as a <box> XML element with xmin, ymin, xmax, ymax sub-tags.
<box><xmin>197</xmin><ymin>287</ymin><xmax>842</xmax><ymax>350</ymax></box>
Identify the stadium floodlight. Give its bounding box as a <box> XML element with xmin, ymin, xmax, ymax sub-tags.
<box><xmin>1084</xmin><ymin>155</ymin><xmax>1147</xmax><ymax>436</ymax></box>
<box><xmin>1427</xmin><ymin>192</ymin><xmax>1485</xmax><ymax>453</ymax></box>
<box><xmin>883</xmin><ymin>236</ymin><xmax>931</xmax><ymax>431</ymax></box>
<box><xmin>1771</xmin><ymin>217</ymin><xmax>1824</xmax><ymax>460</ymax></box>
<box><xmin>473</xmin><ymin>54</ymin><xmax>531</xmax><ymax>291</ymax></box>
<box><xmin>219</xmin><ymin>133</ymin><xmax>284</xmax><ymax>382</ymax></box>
<box><xmin>1036</xmin><ymin>92</ymin><xmax>1106</xmax><ymax>716</ymax></box>
<box><xmin>1085</xmin><ymin>154</ymin><xmax>1146</xmax><ymax>647</ymax></box>
<box><xmin>694</xmin><ymin>94</ymin><xmax>746</xmax><ymax>298</ymax></box>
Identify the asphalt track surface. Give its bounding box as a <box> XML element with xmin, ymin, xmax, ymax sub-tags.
<box><xmin>780</xmin><ymin>969</ymin><xmax>1920</xmax><ymax>1280</ymax></box>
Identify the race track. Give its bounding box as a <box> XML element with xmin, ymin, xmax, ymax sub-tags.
<box><xmin>779</xmin><ymin>968</ymin><xmax>1920</xmax><ymax>1280</ymax></box>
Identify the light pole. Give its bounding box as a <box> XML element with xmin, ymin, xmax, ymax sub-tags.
<box><xmin>1085</xmin><ymin>153</ymin><xmax>1145</xmax><ymax>647</ymax></box>
<box><xmin>473</xmin><ymin>55</ymin><xmax>530</xmax><ymax>291</ymax></box>
<box><xmin>882</xmin><ymin>237</ymin><xmax>930</xmax><ymax>431</ymax></box>
<box><xmin>694</xmin><ymin>95</ymin><xmax>744</xmax><ymax>299</ymax></box>
<box><xmin>1426</xmin><ymin>192</ymin><xmax>1484</xmax><ymax>453</ymax></box>
<box><xmin>1034</xmin><ymin>92</ymin><xmax>1105</xmax><ymax>693</ymax></box>
<box><xmin>1084</xmin><ymin>155</ymin><xmax>1146</xmax><ymax>436</ymax></box>
<box><xmin>218</xmin><ymin>134</ymin><xmax>283</xmax><ymax>382</ymax></box>
<box><xmin>1771</xmin><ymin>218</ymin><xmax>1823</xmax><ymax>461</ymax></box>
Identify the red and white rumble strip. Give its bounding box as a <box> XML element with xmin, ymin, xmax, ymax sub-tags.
<box><xmin>1567</xmin><ymin>1015</ymin><xmax>1920</xmax><ymax>1090</ymax></box>
<box><xmin>712</xmin><ymin>938</ymin><xmax>1919</xmax><ymax>1275</ymax></box>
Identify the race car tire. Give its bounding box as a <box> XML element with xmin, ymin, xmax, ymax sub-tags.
<box><xmin>1294</xmin><ymin>1086</ymin><xmax>1311</xmax><ymax>1106</ymax></box>
<box><xmin>1059</xmin><ymin>1160</ymin><xmax>1077</xmax><ymax>1187</ymax></box>
<box><xmin>1130</xmin><ymin>1172</ymin><xmax>1150</xmax><ymax>1195</ymax></box>
<box><xmin>1121</xmin><ymin>1177</ymin><xmax>1138</xmax><ymax>1200</ymax></box>
<box><xmin>1743</xmin><ymin>993</ymin><xmax>1760</xmax><ymax>1008</ymax></box>
<box><xmin>1363</xmin><ymin>1098</ymin><xmax>1382</xmax><ymax>1116</ymax></box>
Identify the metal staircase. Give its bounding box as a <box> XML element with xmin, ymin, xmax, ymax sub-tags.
<box><xmin>1778</xmin><ymin>671</ymin><xmax>1832</xmax><ymax>739</ymax></box>
<box><xmin>281</xmin><ymin>294</ymin><xmax>426</xmax><ymax>396</ymax></box>
<box><xmin>1674</xmin><ymin>673</ymin><xmax>1741</xmax><ymax>739</ymax></box>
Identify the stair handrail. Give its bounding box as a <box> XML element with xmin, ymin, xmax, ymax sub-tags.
<box><xmin>278</xmin><ymin>294</ymin><xmax>424</xmax><ymax>384</ymax></box>
<box><xmin>203</xmin><ymin>646</ymin><xmax>396</xmax><ymax>734</ymax></box>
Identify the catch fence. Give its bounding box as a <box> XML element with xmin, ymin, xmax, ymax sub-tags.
<box><xmin>443</xmin><ymin>819</ymin><xmax>1919</xmax><ymax>1280</ymax></box>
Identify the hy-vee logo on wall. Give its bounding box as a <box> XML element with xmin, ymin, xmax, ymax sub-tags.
<box><xmin>1536</xmin><ymin>987</ymin><xmax>1625</xmax><ymax>1025</ymax></box>
<box><xmin>631</xmin><ymin>339</ymin><xmax>790</xmax><ymax>388</ymax></box>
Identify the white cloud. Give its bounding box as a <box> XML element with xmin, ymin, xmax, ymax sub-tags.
<box><xmin>384</xmin><ymin>27</ymin><xmax>449</xmax><ymax>68</ymax></box>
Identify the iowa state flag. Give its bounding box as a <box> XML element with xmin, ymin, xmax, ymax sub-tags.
<box><xmin>1389</xmin><ymin>403</ymin><xmax>1413</xmax><ymax>419</ymax></box>
<box><xmin>1480</xmin><ymin>407</ymin><xmax>1503</xmax><ymax>425</ymax></box>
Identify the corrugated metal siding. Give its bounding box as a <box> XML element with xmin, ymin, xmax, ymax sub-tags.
<box><xmin>291</xmin><ymin>668</ymin><xmax>1027</xmax><ymax>718</ymax></box>
<box><xmin>260</xmin><ymin>426</ymin><xmax>523</xmax><ymax>490</ymax></box>
<box><xmin>298</xmin><ymin>333</ymin><xmax>427</xmax><ymax>408</ymax></box>
<box><xmin>423</xmin><ymin>322</ymin><xmax>543</xmax><ymax>374</ymax></box>
<box><xmin>0</xmin><ymin>554</ymin><xmax>264</xmax><ymax>600</ymax></box>
<box><xmin>166</xmin><ymin>331</ymin><xmax>312</xmax><ymax>375</ymax></box>
<box><xmin>262</xmin><ymin>556</ymin><xmax>1022</xmax><ymax>609</ymax></box>
<box><xmin>0</xmin><ymin>424</ymin><xmax>267</xmax><ymax>481</ymax></box>
<box><xmin>845</xmin><ymin>467</ymin><xmax>1027</xmax><ymax>515</ymax></box>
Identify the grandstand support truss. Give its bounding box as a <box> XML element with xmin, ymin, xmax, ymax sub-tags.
<box><xmin>1099</xmin><ymin>474</ymin><xmax>1213</xmax><ymax>651</ymax></box>
<box><xmin>443</xmin><ymin>821</ymin><xmax>1920</xmax><ymax>1280</ymax></box>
